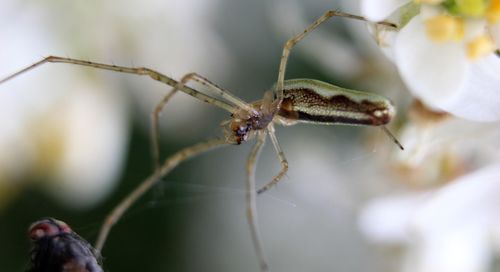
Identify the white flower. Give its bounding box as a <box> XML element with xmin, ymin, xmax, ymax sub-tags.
<box><xmin>359</xmin><ymin>162</ymin><xmax>500</xmax><ymax>272</ymax></box>
<box><xmin>0</xmin><ymin>0</ymin><xmax>232</xmax><ymax>209</ymax></box>
<box><xmin>358</xmin><ymin>97</ymin><xmax>500</xmax><ymax>272</ymax></box>
<box><xmin>361</xmin><ymin>0</ymin><xmax>500</xmax><ymax>121</ymax></box>
<box><xmin>0</xmin><ymin>76</ymin><xmax>129</xmax><ymax>208</ymax></box>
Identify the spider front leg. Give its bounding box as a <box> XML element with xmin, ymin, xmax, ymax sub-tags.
<box><xmin>182</xmin><ymin>72</ymin><xmax>254</xmax><ymax>113</ymax></box>
<box><xmin>151</xmin><ymin>72</ymin><xmax>255</xmax><ymax>170</ymax></box>
<box><xmin>257</xmin><ymin>124</ymin><xmax>288</xmax><ymax>194</ymax></box>
<box><xmin>0</xmin><ymin>56</ymin><xmax>237</xmax><ymax>114</ymax></box>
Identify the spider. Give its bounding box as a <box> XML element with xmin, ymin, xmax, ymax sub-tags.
<box><xmin>2</xmin><ymin>10</ymin><xmax>400</xmax><ymax>272</ymax></box>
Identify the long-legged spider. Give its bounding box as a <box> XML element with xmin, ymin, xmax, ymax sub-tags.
<box><xmin>1</xmin><ymin>10</ymin><xmax>401</xmax><ymax>271</ymax></box>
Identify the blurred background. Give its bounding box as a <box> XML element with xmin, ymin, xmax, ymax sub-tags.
<box><xmin>1</xmin><ymin>0</ymin><xmax>498</xmax><ymax>271</ymax></box>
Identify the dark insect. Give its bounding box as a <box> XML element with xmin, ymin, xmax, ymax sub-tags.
<box><xmin>27</xmin><ymin>218</ymin><xmax>103</xmax><ymax>272</ymax></box>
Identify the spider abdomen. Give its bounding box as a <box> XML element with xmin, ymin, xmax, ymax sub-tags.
<box><xmin>277</xmin><ymin>79</ymin><xmax>395</xmax><ymax>126</ymax></box>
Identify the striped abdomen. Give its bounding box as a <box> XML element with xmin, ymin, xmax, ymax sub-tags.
<box><xmin>277</xmin><ymin>79</ymin><xmax>395</xmax><ymax>126</ymax></box>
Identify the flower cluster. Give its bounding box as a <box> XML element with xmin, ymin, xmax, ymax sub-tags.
<box><xmin>359</xmin><ymin>2</ymin><xmax>500</xmax><ymax>271</ymax></box>
<box><xmin>362</xmin><ymin>0</ymin><xmax>500</xmax><ymax>121</ymax></box>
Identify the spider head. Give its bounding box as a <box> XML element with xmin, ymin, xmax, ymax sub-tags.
<box><xmin>225</xmin><ymin>110</ymin><xmax>256</xmax><ymax>145</ymax></box>
<box><xmin>223</xmin><ymin>91</ymin><xmax>278</xmax><ymax>145</ymax></box>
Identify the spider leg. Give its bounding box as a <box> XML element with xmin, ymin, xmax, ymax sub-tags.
<box><xmin>94</xmin><ymin>138</ymin><xmax>227</xmax><ymax>253</ymax></box>
<box><xmin>0</xmin><ymin>56</ymin><xmax>236</xmax><ymax>113</ymax></box>
<box><xmin>151</xmin><ymin>71</ymin><xmax>256</xmax><ymax>170</ymax></box>
<box><xmin>180</xmin><ymin>72</ymin><xmax>255</xmax><ymax>113</ymax></box>
<box><xmin>246</xmin><ymin>132</ymin><xmax>269</xmax><ymax>271</ymax></box>
<box><xmin>151</xmin><ymin>88</ymin><xmax>178</xmax><ymax>171</ymax></box>
<box><xmin>274</xmin><ymin>10</ymin><xmax>397</xmax><ymax>106</ymax></box>
<box><xmin>257</xmin><ymin>124</ymin><xmax>288</xmax><ymax>194</ymax></box>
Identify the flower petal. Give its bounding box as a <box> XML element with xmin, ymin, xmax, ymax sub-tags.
<box><xmin>401</xmin><ymin>163</ymin><xmax>500</xmax><ymax>272</ymax></box>
<box><xmin>404</xmin><ymin>226</ymin><xmax>491</xmax><ymax>272</ymax></box>
<box><xmin>439</xmin><ymin>54</ymin><xmax>500</xmax><ymax>121</ymax></box>
<box><xmin>361</xmin><ymin>0</ymin><xmax>411</xmax><ymax>21</ymax></box>
<box><xmin>358</xmin><ymin>193</ymin><xmax>430</xmax><ymax>244</ymax></box>
<box><xmin>394</xmin><ymin>15</ymin><xmax>469</xmax><ymax>113</ymax></box>
<box><xmin>412</xmin><ymin>162</ymin><xmax>500</xmax><ymax>236</ymax></box>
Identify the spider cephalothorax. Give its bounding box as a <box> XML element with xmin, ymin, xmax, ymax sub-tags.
<box><xmin>226</xmin><ymin>110</ymin><xmax>270</xmax><ymax>144</ymax></box>
<box><xmin>226</xmin><ymin>91</ymin><xmax>277</xmax><ymax>144</ymax></box>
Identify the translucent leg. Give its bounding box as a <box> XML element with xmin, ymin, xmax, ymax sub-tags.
<box><xmin>274</xmin><ymin>11</ymin><xmax>397</xmax><ymax>105</ymax></box>
<box><xmin>257</xmin><ymin>124</ymin><xmax>288</xmax><ymax>194</ymax></box>
<box><xmin>151</xmin><ymin>72</ymin><xmax>255</xmax><ymax>170</ymax></box>
<box><xmin>246</xmin><ymin>132</ymin><xmax>269</xmax><ymax>271</ymax></box>
<box><xmin>179</xmin><ymin>72</ymin><xmax>254</xmax><ymax>113</ymax></box>
<box><xmin>151</xmin><ymin>88</ymin><xmax>178</xmax><ymax>171</ymax></box>
<box><xmin>0</xmin><ymin>56</ymin><xmax>236</xmax><ymax>113</ymax></box>
<box><xmin>94</xmin><ymin>138</ymin><xmax>227</xmax><ymax>253</ymax></box>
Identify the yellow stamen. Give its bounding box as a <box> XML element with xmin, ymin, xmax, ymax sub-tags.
<box><xmin>455</xmin><ymin>0</ymin><xmax>487</xmax><ymax>17</ymax></box>
<box><xmin>414</xmin><ymin>0</ymin><xmax>445</xmax><ymax>4</ymax></box>
<box><xmin>425</xmin><ymin>15</ymin><xmax>465</xmax><ymax>42</ymax></box>
<box><xmin>467</xmin><ymin>35</ymin><xmax>496</xmax><ymax>59</ymax></box>
<box><xmin>486</xmin><ymin>0</ymin><xmax>500</xmax><ymax>23</ymax></box>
